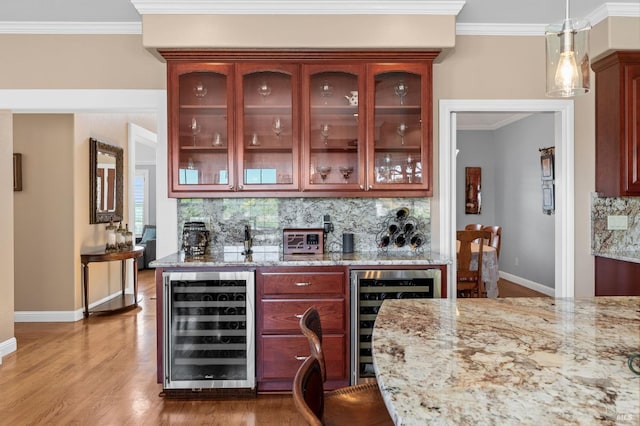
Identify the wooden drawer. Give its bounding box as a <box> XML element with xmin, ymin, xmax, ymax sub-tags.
<box><xmin>260</xmin><ymin>334</ymin><xmax>346</xmax><ymax>381</ymax></box>
<box><xmin>261</xmin><ymin>270</ymin><xmax>345</xmax><ymax>296</ymax></box>
<box><xmin>261</xmin><ymin>299</ymin><xmax>345</xmax><ymax>333</ymax></box>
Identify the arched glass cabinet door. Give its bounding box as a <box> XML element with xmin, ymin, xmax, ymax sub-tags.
<box><xmin>302</xmin><ymin>64</ymin><xmax>365</xmax><ymax>192</ymax></box>
<box><xmin>236</xmin><ymin>64</ymin><xmax>299</xmax><ymax>192</ymax></box>
<box><xmin>169</xmin><ymin>62</ymin><xmax>235</xmax><ymax>196</ymax></box>
<box><xmin>367</xmin><ymin>63</ymin><xmax>432</xmax><ymax>193</ymax></box>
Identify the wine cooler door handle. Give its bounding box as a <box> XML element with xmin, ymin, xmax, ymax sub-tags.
<box><xmin>294</xmin><ymin>356</ymin><xmax>307</xmax><ymax>361</ymax></box>
<box><xmin>294</xmin><ymin>282</ymin><xmax>311</xmax><ymax>287</ymax></box>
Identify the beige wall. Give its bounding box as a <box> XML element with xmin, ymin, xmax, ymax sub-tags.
<box><xmin>142</xmin><ymin>14</ymin><xmax>456</xmax><ymax>50</ymax></box>
<box><xmin>592</xmin><ymin>16</ymin><xmax>640</xmax><ymax>61</ymax></box>
<box><xmin>0</xmin><ymin>34</ymin><xmax>165</xmax><ymax>89</ymax></box>
<box><xmin>0</xmin><ymin>112</ymin><xmax>14</xmax><ymax>344</ymax></box>
<box><xmin>12</xmin><ymin>113</ymin><xmax>157</xmax><ymax>314</ymax></box>
<box><xmin>13</xmin><ymin>114</ymin><xmax>75</xmax><ymax>310</ymax></box>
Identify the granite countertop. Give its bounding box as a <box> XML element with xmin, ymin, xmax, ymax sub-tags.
<box><xmin>372</xmin><ymin>297</ymin><xmax>640</xmax><ymax>425</ymax></box>
<box><xmin>593</xmin><ymin>251</ymin><xmax>640</xmax><ymax>264</ymax></box>
<box><xmin>151</xmin><ymin>247</ymin><xmax>450</xmax><ymax>268</ymax></box>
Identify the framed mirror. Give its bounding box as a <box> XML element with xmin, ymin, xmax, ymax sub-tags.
<box><xmin>90</xmin><ymin>137</ymin><xmax>123</xmax><ymax>224</ymax></box>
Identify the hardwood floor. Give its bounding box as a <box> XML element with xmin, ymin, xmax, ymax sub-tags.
<box><xmin>498</xmin><ymin>278</ymin><xmax>549</xmax><ymax>298</ymax></box>
<box><xmin>0</xmin><ymin>269</ymin><xmax>304</xmax><ymax>426</ymax></box>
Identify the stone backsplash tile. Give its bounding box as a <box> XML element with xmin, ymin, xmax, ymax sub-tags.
<box><xmin>177</xmin><ymin>197</ymin><xmax>431</xmax><ymax>254</ymax></box>
<box><xmin>591</xmin><ymin>194</ymin><xmax>640</xmax><ymax>253</ymax></box>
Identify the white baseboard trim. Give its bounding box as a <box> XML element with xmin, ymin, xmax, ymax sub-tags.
<box><xmin>14</xmin><ymin>290</ymin><xmax>129</xmax><ymax>323</ymax></box>
<box><xmin>499</xmin><ymin>271</ymin><xmax>555</xmax><ymax>297</ymax></box>
<box><xmin>0</xmin><ymin>337</ymin><xmax>17</xmax><ymax>363</ymax></box>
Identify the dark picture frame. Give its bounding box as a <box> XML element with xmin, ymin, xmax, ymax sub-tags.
<box><xmin>542</xmin><ymin>183</ymin><xmax>555</xmax><ymax>215</ymax></box>
<box><xmin>13</xmin><ymin>153</ymin><xmax>22</xmax><ymax>191</ymax></box>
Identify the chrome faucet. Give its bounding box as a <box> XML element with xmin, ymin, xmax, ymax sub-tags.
<box><xmin>243</xmin><ymin>225</ymin><xmax>253</xmax><ymax>255</ymax></box>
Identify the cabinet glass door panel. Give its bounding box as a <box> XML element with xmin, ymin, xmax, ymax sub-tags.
<box><xmin>368</xmin><ymin>65</ymin><xmax>431</xmax><ymax>192</ymax></box>
<box><xmin>303</xmin><ymin>66</ymin><xmax>365</xmax><ymax>190</ymax></box>
<box><xmin>237</xmin><ymin>66</ymin><xmax>298</xmax><ymax>191</ymax></box>
<box><xmin>171</xmin><ymin>64</ymin><xmax>235</xmax><ymax>193</ymax></box>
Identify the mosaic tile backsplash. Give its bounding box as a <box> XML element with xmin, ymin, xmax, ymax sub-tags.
<box><xmin>591</xmin><ymin>194</ymin><xmax>640</xmax><ymax>254</ymax></box>
<box><xmin>177</xmin><ymin>197</ymin><xmax>431</xmax><ymax>254</ymax></box>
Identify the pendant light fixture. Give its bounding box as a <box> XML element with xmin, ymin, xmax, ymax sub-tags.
<box><xmin>545</xmin><ymin>0</ymin><xmax>591</xmax><ymax>97</ymax></box>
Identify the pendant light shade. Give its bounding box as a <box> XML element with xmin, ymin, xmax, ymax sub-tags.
<box><xmin>545</xmin><ymin>0</ymin><xmax>591</xmax><ymax>97</ymax></box>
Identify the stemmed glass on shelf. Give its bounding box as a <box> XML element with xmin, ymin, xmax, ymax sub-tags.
<box><xmin>397</xmin><ymin>122</ymin><xmax>408</xmax><ymax>145</ymax></box>
<box><xmin>394</xmin><ymin>80</ymin><xmax>408</xmax><ymax>105</ymax></box>
<box><xmin>190</xmin><ymin>117</ymin><xmax>201</xmax><ymax>146</ymax></box>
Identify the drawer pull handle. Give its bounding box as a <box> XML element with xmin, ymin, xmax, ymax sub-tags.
<box><xmin>294</xmin><ymin>314</ymin><xmax>303</xmax><ymax>319</ymax></box>
<box><xmin>294</xmin><ymin>282</ymin><xmax>312</xmax><ymax>287</ymax></box>
<box><xmin>295</xmin><ymin>356</ymin><xmax>307</xmax><ymax>361</ymax></box>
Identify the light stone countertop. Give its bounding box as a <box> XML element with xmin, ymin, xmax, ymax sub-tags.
<box><xmin>372</xmin><ymin>297</ymin><xmax>640</xmax><ymax>426</ymax></box>
<box><xmin>151</xmin><ymin>247</ymin><xmax>450</xmax><ymax>268</ymax></box>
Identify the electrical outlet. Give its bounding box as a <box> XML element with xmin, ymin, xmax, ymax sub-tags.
<box><xmin>607</xmin><ymin>215</ymin><xmax>628</xmax><ymax>230</ymax></box>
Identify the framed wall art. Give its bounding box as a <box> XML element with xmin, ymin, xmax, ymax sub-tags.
<box><xmin>13</xmin><ymin>153</ymin><xmax>22</xmax><ymax>191</ymax></box>
<box><xmin>542</xmin><ymin>183</ymin><xmax>555</xmax><ymax>215</ymax></box>
<box><xmin>540</xmin><ymin>147</ymin><xmax>554</xmax><ymax>181</ymax></box>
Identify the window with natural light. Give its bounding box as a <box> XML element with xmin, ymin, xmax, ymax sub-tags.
<box><xmin>134</xmin><ymin>169</ymin><xmax>149</xmax><ymax>237</ymax></box>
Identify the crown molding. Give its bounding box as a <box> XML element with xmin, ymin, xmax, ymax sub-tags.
<box><xmin>456</xmin><ymin>23</ymin><xmax>545</xmax><ymax>36</ymax></box>
<box><xmin>587</xmin><ymin>2</ymin><xmax>640</xmax><ymax>26</ymax></box>
<box><xmin>0</xmin><ymin>21</ymin><xmax>141</xmax><ymax>34</ymax></box>
<box><xmin>129</xmin><ymin>0</ymin><xmax>466</xmax><ymax>15</ymax></box>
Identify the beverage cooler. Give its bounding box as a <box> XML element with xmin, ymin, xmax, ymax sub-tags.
<box><xmin>163</xmin><ymin>271</ymin><xmax>255</xmax><ymax>392</ymax></box>
<box><xmin>351</xmin><ymin>269</ymin><xmax>441</xmax><ymax>384</ymax></box>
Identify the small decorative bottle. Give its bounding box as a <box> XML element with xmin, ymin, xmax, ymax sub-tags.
<box><xmin>124</xmin><ymin>224</ymin><xmax>133</xmax><ymax>250</ymax></box>
<box><xmin>105</xmin><ymin>219</ymin><xmax>117</xmax><ymax>252</ymax></box>
<box><xmin>116</xmin><ymin>221</ymin><xmax>126</xmax><ymax>251</ymax></box>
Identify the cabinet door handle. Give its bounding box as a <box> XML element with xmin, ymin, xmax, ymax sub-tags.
<box><xmin>238</xmin><ymin>185</ymin><xmax>243</xmax><ymax>190</ymax></box>
<box><xmin>368</xmin><ymin>185</ymin><xmax>373</xmax><ymax>190</ymax></box>
<box><xmin>294</xmin><ymin>314</ymin><xmax>303</xmax><ymax>319</ymax></box>
<box><xmin>294</xmin><ymin>356</ymin><xmax>307</xmax><ymax>361</ymax></box>
<box><xmin>229</xmin><ymin>185</ymin><xmax>234</xmax><ymax>190</ymax></box>
<box><xmin>294</xmin><ymin>282</ymin><xmax>311</xmax><ymax>287</ymax></box>
<box><xmin>359</xmin><ymin>184</ymin><xmax>364</xmax><ymax>190</ymax></box>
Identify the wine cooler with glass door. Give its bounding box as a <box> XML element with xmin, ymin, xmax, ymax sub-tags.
<box><xmin>351</xmin><ymin>268</ymin><xmax>442</xmax><ymax>384</ymax></box>
<box><xmin>163</xmin><ymin>270</ymin><xmax>255</xmax><ymax>393</ymax></box>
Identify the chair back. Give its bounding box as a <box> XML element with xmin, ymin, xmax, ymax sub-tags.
<box><xmin>299</xmin><ymin>307</ymin><xmax>326</xmax><ymax>381</ymax></box>
<box><xmin>456</xmin><ymin>230</ymin><xmax>491</xmax><ymax>297</ymax></box>
<box><xmin>482</xmin><ymin>225</ymin><xmax>502</xmax><ymax>258</ymax></box>
<box><xmin>464</xmin><ymin>223</ymin><xmax>483</xmax><ymax>231</ymax></box>
<box><xmin>292</xmin><ymin>355</ymin><xmax>324</xmax><ymax>426</ymax></box>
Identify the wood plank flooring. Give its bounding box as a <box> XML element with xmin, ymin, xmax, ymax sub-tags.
<box><xmin>0</xmin><ymin>269</ymin><xmax>304</xmax><ymax>426</ymax></box>
<box><xmin>497</xmin><ymin>278</ymin><xmax>550</xmax><ymax>298</ymax></box>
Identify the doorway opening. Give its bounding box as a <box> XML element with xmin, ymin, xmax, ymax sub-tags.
<box><xmin>439</xmin><ymin>99</ymin><xmax>574</xmax><ymax>298</ymax></box>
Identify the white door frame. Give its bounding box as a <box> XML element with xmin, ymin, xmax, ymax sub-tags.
<box><xmin>438</xmin><ymin>99</ymin><xmax>574</xmax><ymax>299</ymax></box>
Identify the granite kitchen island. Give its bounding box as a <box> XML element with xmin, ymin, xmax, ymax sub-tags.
<box><xmin>372</xmin><ymin>297</ymin><xmax>640</xmax><ymax>425</ymax></box>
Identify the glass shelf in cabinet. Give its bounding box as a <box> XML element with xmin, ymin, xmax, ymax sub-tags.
<box><xmin>243</xmin><ymin>104</ymin><xmax>292</xmax><ymax>113</ymax></box>
<box><xmin>179</xmin><ymin>104</ymin><xmax>228</xmax><ymax>112</ymax></box>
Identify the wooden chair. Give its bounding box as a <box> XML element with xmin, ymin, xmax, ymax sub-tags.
<box><xmin>464</xmin><ymin>223</ymin><xmax>483</xmax><ymax>231</ymax></box>
<box><xmin>294</xmin><ymin>307</ymin><xmax>394</xmax><ymax>426</ymax></box>
<box><xmin>482</xmin><ymin>225</ymin><xmax>502</xmax><ymax>258</ymax></box>
<box><xmin>457</xmin><ymin>229</ymin><xmax>492</xmax><ymax>298</ymax></box>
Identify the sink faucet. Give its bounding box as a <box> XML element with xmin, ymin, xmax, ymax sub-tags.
<box><xmin>243</xmin><ymin>225</ymin><xmax>253</xmax><ymax>255</ymax></box>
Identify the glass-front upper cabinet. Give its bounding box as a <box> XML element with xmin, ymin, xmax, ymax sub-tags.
<box><xmin>302</xmin><ymin>64</ymin><xmax>365</xmax><ymax>192</ymax></box>
<box><xmin>236</xmin><ymin>64</ymin><xmax>299</xmax><ymax>192</ymax></box>
<box><xmin>168</xmin><ymin>63</ymin><xmax>235</xmax><ymax>196</ymax></box>
<box><xmin>367</xmin><ymin>63</ymin><xmax>432</xmax><ymax>194</ymax></box>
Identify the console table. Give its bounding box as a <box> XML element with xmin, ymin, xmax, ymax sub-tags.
<box><xmin>81</xmin><ymin>246</ymin><xmax>144</xmax><ymax>318</ymax></box>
